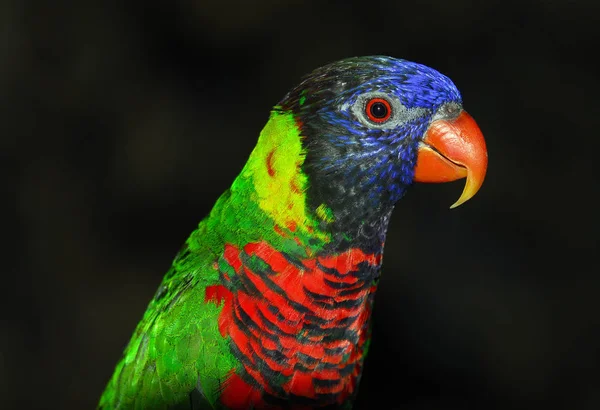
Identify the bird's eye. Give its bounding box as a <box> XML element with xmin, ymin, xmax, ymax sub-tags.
<box><xmin>352</xmin><ymin>92</ymin><xmax>423</xmax><ymax>129</ymax></box>
<box><xmin>365</xmin><ymin>98</ymin><xmax>392</xmax><ymax>123</ymax></box>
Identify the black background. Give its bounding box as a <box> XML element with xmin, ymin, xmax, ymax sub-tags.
<box><xmin>3</xmin><ymin>1</ymin><xmax>599</xmax><ymax>409</ymax></box>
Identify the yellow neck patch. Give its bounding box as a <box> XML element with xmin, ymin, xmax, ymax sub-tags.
<box><xmin>240</xmin><ymin>111</ymin><xmax>328</xmax><ymax>241</ymax></box>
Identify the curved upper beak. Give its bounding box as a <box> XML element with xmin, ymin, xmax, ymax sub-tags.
<box><xmin>414</xmin><ymin>110</ymin><xmax>488</xmax><ymax>208</ymax></box>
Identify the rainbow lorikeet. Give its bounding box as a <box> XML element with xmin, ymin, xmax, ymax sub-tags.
<box><xmin>99</xmin><ymin>56</ymin><xmax>488</xmax><ymax>409</ymax></box>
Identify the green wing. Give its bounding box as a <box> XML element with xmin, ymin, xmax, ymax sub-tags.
<box><xmin>99</xmin><ymin>111</ymin><xmax>318</xmax><ymax>409</ymax></box>
<box><xmin>99</xmin><ymin>214</ymin><xmax>237</xmax><ymax>409</ymax></box>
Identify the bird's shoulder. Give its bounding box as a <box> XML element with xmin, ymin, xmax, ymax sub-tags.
<box><xmin>99</xmin><ymin>217</ymin><xmax>237</xmax><ymax>409</ymax></box>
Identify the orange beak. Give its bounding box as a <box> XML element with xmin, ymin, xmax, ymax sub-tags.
<box><xmin>414</xmin><ymin>110</ymin><xmax>488</xmax><ymax>208</ymax></box>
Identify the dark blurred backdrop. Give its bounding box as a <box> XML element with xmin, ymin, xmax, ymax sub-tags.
<box><xmin>2</xmin><ymin>1</ymin><xmax>599</xmax><ymax>409</ymax></box>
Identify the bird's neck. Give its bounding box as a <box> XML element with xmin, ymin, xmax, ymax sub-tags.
<box><xmin>226</xmin><ymin>109</ymin><xmax>394</xmax><ymax>257</ymax></box>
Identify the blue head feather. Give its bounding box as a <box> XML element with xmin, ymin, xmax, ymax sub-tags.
<box><xmin>278</xmin><ymin>56</ymin><xmax>463</xmax><ymax>243</ymax></box>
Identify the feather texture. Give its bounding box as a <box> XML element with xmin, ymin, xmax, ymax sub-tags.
<box><xmin>99</xmin><ymin>56</ymin><xmax>472</xmax><ymax>409</ymax></box>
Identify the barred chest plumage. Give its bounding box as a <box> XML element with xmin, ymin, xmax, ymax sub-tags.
<box><xmin>204</xmin><ymin>239</ymin><xmax>384</xmax><ymax>409</ymax></box>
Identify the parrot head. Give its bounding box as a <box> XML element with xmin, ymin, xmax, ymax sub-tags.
<box><xmin>276</xmin><ymin>56</ymin><xmax>487</xmax><ymax>239</ymax></box>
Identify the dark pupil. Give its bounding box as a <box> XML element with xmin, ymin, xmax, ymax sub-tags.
<box><xmin>370</xmin><ymin>102</ymin><xmax>388</xmax><ymax>119</ymax></box>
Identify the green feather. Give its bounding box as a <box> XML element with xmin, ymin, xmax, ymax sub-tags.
<box><xmin>99</xmin><ymin>111</ymin><xmax>330</xmax><ymax>409</ymax></box>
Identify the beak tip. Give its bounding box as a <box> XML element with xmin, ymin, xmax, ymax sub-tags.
<box><xmin>449</xmin><ymin>197</ymin><xmax>467</xmax><ymax>210</ymax></box>
<box><xmin>449</xmin><ymin>168</ymin><xmax>486</xmax><ymax>210</ymax></box>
